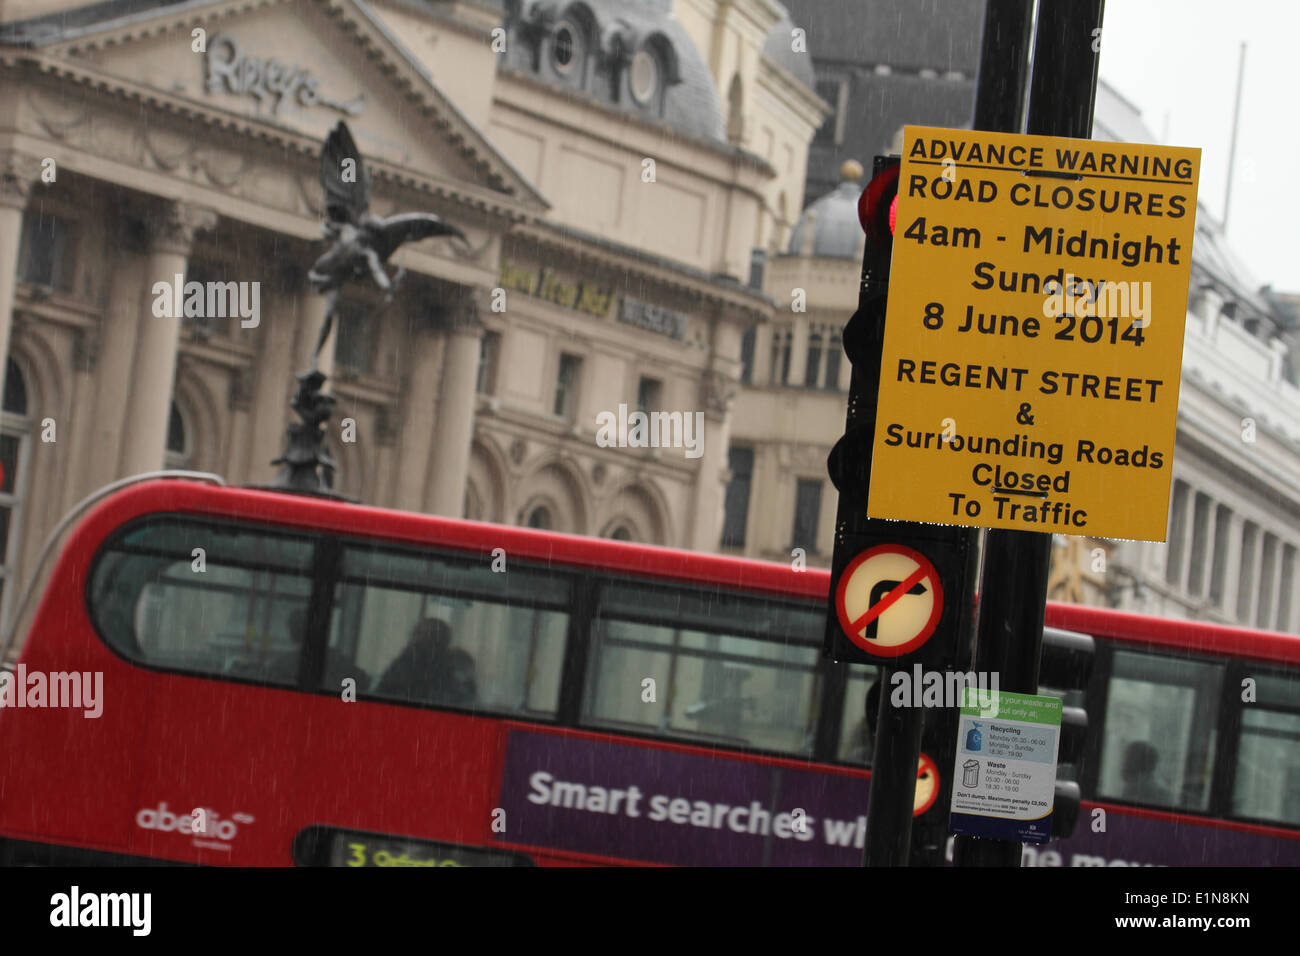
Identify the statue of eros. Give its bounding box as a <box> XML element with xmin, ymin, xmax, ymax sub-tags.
<box><xmin>307</xmin><ymin>121</ymin><xmax>466</xmax><ymax>364</ymax></box>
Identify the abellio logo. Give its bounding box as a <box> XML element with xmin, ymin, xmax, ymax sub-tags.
<box><xmin>135</xmin><ymin>802</ymin><xmax>254</xmax><ymax>846</ymax></box>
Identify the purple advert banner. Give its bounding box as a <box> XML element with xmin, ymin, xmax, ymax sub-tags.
<box><xmin>495</xmin><ymin>729</ymin><xmax>872</xmax><ymax>866</ymax></box>
<box><xmin>494</xmin><ymin>729</ymin><xmax>1300</xmax><ymax>866</ymax></box>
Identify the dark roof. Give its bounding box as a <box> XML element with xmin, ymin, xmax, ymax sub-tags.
<box><xmin>787</xmin><ymin>175</ymin><xmax>862</xmax><ymax>259</ymax></box>
<box><xmin>0</xmin><ymin>0</ymin><xmax>205</xmax><ymax>45</ymax></box>
<box><xmin>780</xmin><ymin>0</ymin><xmax>984</xmax><ymax>73</ymax></box>
<box><xmin>502</xmin><ymin>0</ymin><xmax>724</xmax><ymax>142</ymax></box>
<box><xmin>805</xmin><ymin>70</ymin><xmax>976</xmax><ymax>202</ymax></box>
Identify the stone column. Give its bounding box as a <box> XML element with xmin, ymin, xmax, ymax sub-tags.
<box><xmin>788</xmin><ymin>314</ymin><xmax>809</xmax><ymax>387</ymax></box>
<box><xmin>426</xmin><ymin>291</ymin><xmax>485</xmax><ymax>517</ymax></box>
<box><xmin>690</xmin><ymin>313</ymin><xmax>743</xmax><ymax>551</ymax></box>
<box><xmin>1168</xmin><ymin>482</ymin><xmax>1195</xmax><ymax>593</ymax></box>
<box><xmin>84</xmin><ymin>215</ymin><xmax>149</xmax><ymax>491</ymax></box>
<box><xmin>752</xmin><ymin>323</ymin><xmax>773</xmax><ymax>385</ymax></box>
<box><xmin>394</xmin><ymin>307</ymin><xmax>445</xmax><ymax>512</ymax></box>
<box><xmin>1238</xmin><ymin>521</ymin><xmax>1264</xmax><ymax>625</ymax></box>
<box><xmin>0</xmin><ymin>154</ymin><xmax>38</xmax><ymax>409</ymax></box>
<box><xmin>117</xmin><ymin>201</ymin><xmax>217</xmax><ymax>477</ymax></box>
<box><xmin>689</xmin><ymin>369</ymin><xmax>738</xmax><ymax>551</ymax></box>
<box><xmin>1220</xmin><ymin>511</ymin><xmax>1244</xmax><ymax>620</ymax></box>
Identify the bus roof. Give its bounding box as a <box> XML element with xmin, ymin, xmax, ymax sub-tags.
<box><xmin>49</xmin><ymin>478</ymin><xmax>1300</xmax><ymax>667</ymax></box>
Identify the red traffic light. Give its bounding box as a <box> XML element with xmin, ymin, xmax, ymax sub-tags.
<box><xmin>857</xmin><ymin>161</ymin><xmax>901</xmax><ymax>246</ymax></box>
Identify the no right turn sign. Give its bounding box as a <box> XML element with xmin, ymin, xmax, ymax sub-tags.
<box><xmin>835</xmin><ymin>544</ymin><xmax>943</xmax><ymax>658</ymax></box>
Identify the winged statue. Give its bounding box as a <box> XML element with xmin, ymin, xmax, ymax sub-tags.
<box><xmin>307</xmin><ymin>121</ymin><xmax>466</xmax><ymax>363</ymax></box>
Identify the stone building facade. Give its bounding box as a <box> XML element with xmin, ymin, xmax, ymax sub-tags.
<box><xmin>0</xmin><ymin>0</ymin><xmax>828</xmax><ymax>651</ymax></box>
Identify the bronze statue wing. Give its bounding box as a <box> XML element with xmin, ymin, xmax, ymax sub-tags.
<box><xmin>320</xmin><ymin>121</ymin><xmax>371</xmax><ymax>225</ymax></box>
<box><xmin>372</xmin><ymin>213</ymin><xmax>467</xmax><ymax>261</ymax></box>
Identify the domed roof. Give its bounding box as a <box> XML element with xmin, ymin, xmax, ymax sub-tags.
<box><xmin>503</xmin><ymin>0</ymin><xmax>725</xmax><ymax>142</ymax></box>
<box><xmin>762</xmin><ymin>15</ymin><xmax>815</xmax><ymax>90</ymax></box>
<box><xmin>787</xmin><ymin>160</ymin><xmax>865</xmax><ymax>259</ymax></box>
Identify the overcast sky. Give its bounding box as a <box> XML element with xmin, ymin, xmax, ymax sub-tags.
<box><xmin>1097</xmin><ymin>0</ymin><xmax>1298</xmax><ymax>291</ymax></box>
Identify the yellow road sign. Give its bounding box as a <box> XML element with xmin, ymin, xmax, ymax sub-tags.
<box><xmin>868</xmin><ymin>125</ymin><xmax>1200</xmax><ymax>540</ymax></box>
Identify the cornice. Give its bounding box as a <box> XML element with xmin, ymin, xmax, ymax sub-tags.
<box><xmin>366</xmin><ymin>0</ymin><xmax>499</xmax><ymax>41</ymax></box>
<box><xmin>0</xmin><ymin>54</ymin><xmax>537</xmax><ymax>226</ymax></box>
<box><xmin>756</xmin><ymin>52</ymin><xmax>831</xmax><ymax>124</ymax></box>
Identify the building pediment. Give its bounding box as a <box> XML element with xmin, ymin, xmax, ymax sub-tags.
<box><xmin>4</xmin><ymin>0</ymin><xmax>547</xmax><ymax>213</ymax></box>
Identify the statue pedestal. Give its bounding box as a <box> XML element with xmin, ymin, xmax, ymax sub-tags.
<box><xmin>262</xmin><ymin>368</ymin><xmax>352</xmax><ymax>500</ymax></box>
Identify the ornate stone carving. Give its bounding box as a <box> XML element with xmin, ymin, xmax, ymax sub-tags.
<box><xmin>193</xmin><ymin>147</ymin><xmax>250</xmax><ymax>189</ymax></box>
<box><xmin>444</xmin><ymin>289</ymin><xmax>487</xmax><ymax>337</ymax></box>
<box><xmin>148</xmin><ymin>201</ymin><xmax>219</xmax><ymax>257</ymax></box>
<box><xmin>0</xmin><ymin>152</ymin><xmax>41</xmax><ymax>210</ymax></box>
<box><xmin>509</xmin><ymin>437</ymin><xmax>528</xmax><ymax>466</ymax></box>
<box><xmin>142</xmin><ymin>127</ymin><xmax>193</xmax><ymax>173</ymax></box>
<box><xmin>702</xmin><ymin>369</ymin><xmax>738</xmax><ymax>422</ymax></box>
<box><xmin>449</xmin><ymin>229</ymin><xmax>496</xmax><ymax>263</ymax></box>
<box><xmin>25</xmin><ymin>89</ymin><xmax>92</xmax><ymax>144</ymax></box>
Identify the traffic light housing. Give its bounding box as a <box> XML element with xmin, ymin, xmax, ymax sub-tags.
<box><xmin>825</xmin><ymin>155</ymin><xmax>975</xmax><ymax>671</ymax></box>
<box><xmin>829</xmin><ymin>154</ymin><xmax>899</xmax><ymax>488</ymax></box>
<box><xmin>857</xmin><ymin>159</ymin><xmax>900</xmax><ymax>248</ymax></box>
<box><xmin>1040</xmin><ymin>626</ymin><xmax>1095</xmax><ymax>839</ymax></box>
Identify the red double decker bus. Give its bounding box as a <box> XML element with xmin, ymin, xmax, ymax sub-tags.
<box><xmin>0</xmin><ymin>477</ymin><xmax>1297</xmax><ymax>866</ymax></box>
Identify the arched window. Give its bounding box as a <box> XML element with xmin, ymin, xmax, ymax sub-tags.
<box><xmin>526</xmin><ymin>506</ymin><xmax>552</xmax><ymax>530</ymax></box>
<box><xmin>165</xmin><ymin>401</ymin><xmax>190</xmax><ymax>470</ymax></box>
<box><xmin>609</xmin><ymin>525</ymin><xmax>633</xmax><ymax>541</ymax></box>
<box><xmin>0</xmin><ymin>359</ymin><xmax>32</xmax><ymax>635</ymax></box>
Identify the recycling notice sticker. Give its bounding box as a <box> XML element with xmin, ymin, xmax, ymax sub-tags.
<box><xmin>948</xmin><ymin>689</ymin><xmax>1062</xmax><ymax>844</ymax></box>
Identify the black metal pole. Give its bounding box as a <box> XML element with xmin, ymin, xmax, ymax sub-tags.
<box><xmin>972</xmin><ymin>0</ymin><xmax>1036</xmax><ymax>134</ymax></box>
<box><xmin>849</xmin><ymin>155</ymin><xmax>929</xmax><ymax>867</ymax></box>
<box><xmin>863</xmin><ymin>663</ymin><xmax>924</xmax><ymax>866</ymax></box>
<box><xmin>897</xmin><ymin>0</ymin><xmax>1037</xmax><ymax>870</ymax></box>
<box><xmin>952</xmin><ymin>0</ymin><xmax>1105</xmax><ymax>869</ymax></box>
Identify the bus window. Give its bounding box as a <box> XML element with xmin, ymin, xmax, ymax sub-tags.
<box><xmin>89</xmin><ymin>518</ymin><xmax>316</xmax><ymax>683</ymax></box>
<box><xmin>582</xmin><ymin>581</ymin><xmax>823</xmax><ymax>755</ymax></box>
<box><xmin>838</xmin><ymin>663</ymin><xmax>882</xmax><ymax>765</ymax></box>
<box><xmin>1096</xmin><ymin>650</ymin><xmax>1223</xmax><ymax>812</ymax></box>
<box><xmin>330</xmin><ymin>545</ymin><xmax>569</xmax><ymax>716</ymax></box>
<box><xmin>1232</xmin><ymin>671</ymin><xmax>1300</xmax><ymax>826</ymax></box>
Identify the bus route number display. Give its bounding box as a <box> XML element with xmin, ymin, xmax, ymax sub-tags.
<box><xmin>293</xmin><ymin>826</ymin><xmax>532</xmax><ymax>867</ymax></box>
<box><xmin>868</xmin><ymin>125</ymin><xmax>1201</xmax><ymax>541</ymax></box>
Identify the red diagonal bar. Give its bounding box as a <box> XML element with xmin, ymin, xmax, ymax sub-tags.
<box><xmin>850</xmin><ymin>565</ymin><xmax>929</xmax><ymax>638</ymax></box>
